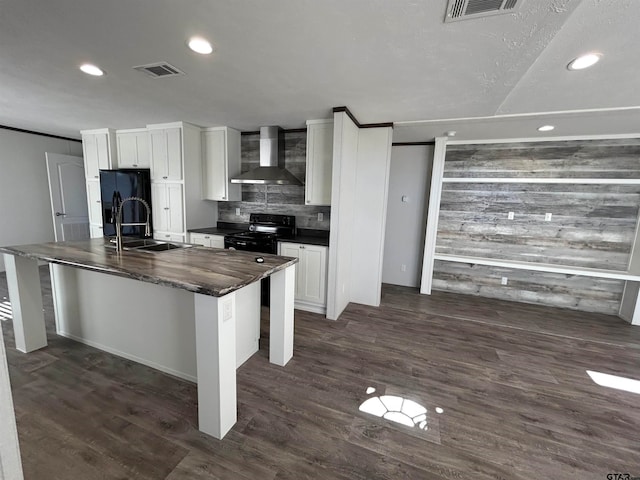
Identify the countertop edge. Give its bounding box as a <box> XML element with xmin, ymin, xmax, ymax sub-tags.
<box><xmin>1</xmin><ymin>245</ymin><xmax>298</xmax><ymax>298</ymax></box>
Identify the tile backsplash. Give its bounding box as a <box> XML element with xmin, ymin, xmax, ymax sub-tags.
<box><xmin>217</xmin><ymin>130</ymin><xmax>331</xmax><ymax>230</ymax></box>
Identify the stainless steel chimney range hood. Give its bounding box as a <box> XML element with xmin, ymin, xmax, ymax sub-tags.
<box><xmin>230</xmin><ymin>126</ymin><xmax>303</xmax><ymax>185</ymax></box>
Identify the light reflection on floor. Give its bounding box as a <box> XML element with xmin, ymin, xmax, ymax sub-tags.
<box><xmin>358</xmin><ymin>387</ymin><xmax>443</xmax><ymax>431</ymax></box>
<box><xmin>0</xmin><ymin>299</ymin><xmax>12</xmax><ymax>321</ymax></box>
<box><xmin>587</xmin><ymin>370</ymin><xmax>640</xmax><ymax>395</ymax></box>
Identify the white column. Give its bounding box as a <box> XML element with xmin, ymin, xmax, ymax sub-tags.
<box><xmin>420</xmin><ymin>136</ymin><xmax>448</xmax><ymax>295</ymax></box>
<box><xmin>0</xmin><ymin>322</ymin><xmax>24</xmax><ymax>480</ymax></box>
<box><xmin>3</xmin><ymin>254</ymin><xmax>47</xmax><ymax>353</ymax></box>
<box><xmin>269</xmin><ymin>265</ymin><xmax>295</xmax><ymax>366</ymax></box>
<box><xmin>193</xmin><ymin>292</ymin><xmax>237</xmax><ymax>439</ymax></box>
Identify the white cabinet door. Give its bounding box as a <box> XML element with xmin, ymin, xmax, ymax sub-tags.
<box><xmin>166</xmin><ymin>183</ymin><xmax>184</xmax><ymax>234</ymax></box>
<box><xmin>86</xmin><ymin>180</ymin><xmax>103</xmax><ymax>226</ymax></box>
<box><xmin>298</xmin><ymin>244</ymin><xmax>328</xmax><ymax>305</ymax></box>
<box><xmin>279</xmin><ymin>242</ymin><xmax>300</xmax><ymax>260</ymax></box>
<box><xmin>152</xmin><ymin>183</ymin><xmax>184</xmax><ymax>235</ymax></box>
<box><xmin>278</xmin><ymin>242</ymin><xmax>328</xmax><ymax>310</ymax></box>
<box><xmin>150</xmin><ymin>128</ymin><xmax>183</xmax><ymax>181</ymax></box>
<box><xmin>202</xmin><ymin>127</ymin><xmax>241</xmax><ymax>201</ymax></box>
<box><xmin>202</xmin><ymin>129</ymin><xmax>226</xmax><ymax>200</ymax></box>
<box><xmin>89</xmin><ymin>224</ymin><xmax>104</xmax><ymax>239</ymax></box>
<box><xmin>189</xmin><ymin>233</ymin><xmax>225</xmax><ymax>248</ymax></box>
<box><xmin>190</xmin><ymin>233</ymin><xmax>209</xmax><ymax>246</ymax></box>
<box><xmin>117</xmin><ymin>130</ymin><xmax>150</xmax><ymax>168</ymax></box>
<box><xmin>82</xmin><ymin>131</ymin><xmax>114</xmax><ymax>179</ymax></box>
<box><xmin>210</xmin><ymin>235</ymin><xmax>225</xmax><ymax>248</ymax></box>
<box><xmin>305</xmin><ymin>120</ymin><xmax>333</xmax><ymax>206</ymax></box>
<box><xmin>151</xmin><ymin>183</ymin><xmax>169</xmax><ymax>232</ymax></box>
<box><xmin>155</xmin><ymin>233</ymin><xmax>186</xmax><ymax>243</ymax></box>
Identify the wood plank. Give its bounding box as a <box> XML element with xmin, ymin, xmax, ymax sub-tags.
<box><xmin>4</xmin><ymin>268</ymin><xmax>640</xmax><ymax>478</ymax></box>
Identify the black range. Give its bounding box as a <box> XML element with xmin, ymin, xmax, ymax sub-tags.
<box><xmin>224</xmin><ymin>214</ymin><xmax>296</xmax><ymax>254</ymax></box>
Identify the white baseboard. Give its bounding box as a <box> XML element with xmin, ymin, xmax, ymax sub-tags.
<box><xmin>56</xmin><ymin>330</ymin><xmax>197</xmax><ymax>383</ymax></box>
<box><xmin>294</xmin><ymin>301</ymin><xmax>326</xmax><ymax>315</ymax></box>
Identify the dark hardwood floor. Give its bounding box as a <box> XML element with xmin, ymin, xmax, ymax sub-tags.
<box><xmin>2</xmin><ymin>268</ymin><xmax>640</xmax><ymax>479</ymax></box>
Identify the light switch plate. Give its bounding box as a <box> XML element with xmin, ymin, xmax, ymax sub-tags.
<box><xmin>318</xmin><ymin>212</ymin><xmax>324</xmax><ymax>221</ymax></box>
<box><xmin>508</xmin><ymin>212</ymin><xmax>515</xmax><ymax>220</ymax></box>
<box><xmin>545</xmin><ymin>213</ymin><xmax>552</xmax><ymax>221</ymax></box>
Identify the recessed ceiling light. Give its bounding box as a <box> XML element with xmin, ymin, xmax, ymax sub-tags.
<box><xmin>80</xmin><ymin>63</ymin><xmax>104</xmax><ymax>76</ymax></box>
<box><xmin>568</xmin><ymin>53</ymin><xmax>601</xmax><ymax>71</ymax></box>
<box><xmin>188</xmin><ymin>37</ymin><xmax>213</xmax><ymax>55</ymax></box>
<box><xmin>537</xmin><ymin>125</ymin><xmax>555</xmax><ymax>132</ymax></box>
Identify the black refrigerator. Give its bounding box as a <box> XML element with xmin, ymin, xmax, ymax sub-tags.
<box><xmin>99</xmin><ymin>169</ymin><xmax>153</xmax><ymax>238</ymax></box>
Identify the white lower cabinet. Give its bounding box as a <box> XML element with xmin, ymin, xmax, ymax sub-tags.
<box><xmin>154</xmin><ymin>233</ymin><xmax>186</xmax><ymax>243</ymax></box>
<box><xmin>152</xmin><ymin>183</ymin><xmax>184</xmax><ymax>236</ymax></box>
<box><xmin>189</xmin><ymin>233</ymin><xmax>225</xmax><ymax>248</ymax></box>
<box><xmin>90</xmin><ymin>224</ymin><xmax>104</xmax><ymax>239</ymax></box>
<box><xmin>278</xmin><ymin>242</ymin><xmax>328</xmax><ymax>314</ymax></box>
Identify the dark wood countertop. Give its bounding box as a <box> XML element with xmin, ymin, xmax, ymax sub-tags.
<box><xmin>0</xmin><ymin>239</ymin><xmax>297</xmax><ymax>297</ymax></box>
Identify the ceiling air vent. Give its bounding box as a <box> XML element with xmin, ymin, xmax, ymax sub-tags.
<box><xmin>445</xmin><ymin>0</ymin><xmax>521</xmax><ymax>22</ymax></box>
<box><xmin>133</xmin><ymin>62</ymin><xmax>185</xmax><ymax>78</ymax></box>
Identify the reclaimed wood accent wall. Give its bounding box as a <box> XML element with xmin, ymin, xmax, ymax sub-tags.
<box><xmin>217</xmin><ymin>131</ymin><xmax>331</xmax><ymax>229</ymax></box>
<box><xmin>433</xmin><ymin>138</ymin><xmax>640</xmax><ymax>314</ymax></box>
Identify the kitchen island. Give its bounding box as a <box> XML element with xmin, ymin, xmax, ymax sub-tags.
<box><xmin>1</xmin><ymin>238</ymin><xmax>297</xmax><ymax>439</ymax></box>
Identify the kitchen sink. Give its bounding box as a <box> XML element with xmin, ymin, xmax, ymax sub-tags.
<box><xmin>105</xmin><ymin>238</ymin><xmax>194</xmax><ymax>252</ymax></box>
<box><xmin>134</xmin><ymin>242</ymin><xmax>185</xmax><ymax>252</ymax></box>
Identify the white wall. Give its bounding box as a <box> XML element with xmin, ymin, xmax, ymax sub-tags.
<box><xmin>327</xmin><ymin>112</ymin><xmax>359</xmax><ymax>320</ymax></box>
<box><xmin>382</xmin><ymin>145</ymin><xmax>433</xmax><ymax>287</ymax></box>
<box><xmin>350</xmin><ymin>127</ymin><xmax>393</xmax><ymax>305</ymax></box>
<box><xmin>0</xmin><ymin>129</ymin><xmax>82</xmax><ymax>271</ymax></box>
<box><xmin>327</xmin><ymin>113</ymin><xmax>393</xmax><ymax>319</ymax></box>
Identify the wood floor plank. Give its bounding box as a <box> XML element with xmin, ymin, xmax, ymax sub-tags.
<box><xmin>2</xmin><ymin>269</ymin><xmax>640</xmax><ymax>479</ymax></box>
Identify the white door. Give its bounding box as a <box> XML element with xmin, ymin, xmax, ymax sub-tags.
<box><xmin>46</xmin><ymin>153</ymin><xmax>90</xmax><ymax>242</ymax></box>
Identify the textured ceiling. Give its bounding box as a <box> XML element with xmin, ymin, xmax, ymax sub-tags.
<box><xmin>0</xmin><ymin>0</ymin><xmax>638</xmax><ymax>140</ymax></box>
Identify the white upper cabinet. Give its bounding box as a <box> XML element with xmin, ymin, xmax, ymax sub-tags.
<box><xmin>305</xmin><ymin>119</ymin><xmax>334</xmax><ymax>206</ymax></box>
<box><xmin>149</xmin><ymin>126</ymin><xmax>183</xmax><ymax>181</ymax></box>
<box><xmin>81</xmin><ymin>128</ymin><xmax>117</xmax><ymax>179</ymax></box>
<box><xmin>116</xmin><ymin>129</ymin><xmax>150</xmax><ymax>168</ymax></box>
<box><xmin>202</xmin><ymin>127</ymin><xmax>241</xmax><ymax>201</ymax></box>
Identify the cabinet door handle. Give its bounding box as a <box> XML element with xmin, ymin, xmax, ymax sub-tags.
<box><xmin>204</xmin><ymin>236</ymin><xmax>210</xmax><ymax>239</ymax></box>
<box><xmin>96</xmin><ymin>200</ymin><xmax>101</xmax><ymax>203</ymax></box>
<box><xmin>163</xmin><ymin>176</ymin><xmax>168</xmax><ymax>179</ymax></box>
<box><xmin>164</xmin><ymin>207</ymin><xmax>170</xmax><ymax>210</ymax></box>
<box><xmin>94</xmin><ymin>175</ymin><xmax>99</xmax><ymax>178</ymax></box>
<box><xmin>222</xmin><ymin>196</ymin><xmax>226</xmax><ymax>200</ymax></box>
<box><xmin>132</xmin><ymin>164</ymin><xmax>138</xmax><ymax>167</ymax></box>
<box><xmin>300</xmin><ymin>245</ymin><xmax>305</xmax><ymax>249</ymax></box>
<box><xmin>55</xmin><ymin>212</ymin><xmax>67</xmax><ymax>217</ymax></box>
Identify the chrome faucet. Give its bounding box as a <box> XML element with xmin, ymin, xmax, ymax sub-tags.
<box><xmin>115</xmin><ymin>196</ymin><xmax>151</xmax><ymax>252</ymax></box>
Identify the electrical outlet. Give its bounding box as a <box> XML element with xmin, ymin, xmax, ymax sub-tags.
<box><xmin>223</xmin><ymin>299</ymin><xmax>233</xmax><ymax>322</ymax></box>
<box><xmin>318</xmin><ymin>212</ymin><xmax>324</xmax><ymax>222</ymax></box>
<box><xmin>545</xmin><ymin>212</ymin><xmax>552</xmax><ymax>221</ymax></box>
<box><xmin>501</xmin><ymin>277</ymin><xmax>508</xmax><ymax>285</ymax></box>
<box><xmin>507</xmin><ymin>212</ymin><xmax>515</xmax><ymax>220</ymax></box>
<box><xmin>401</xmin><ymin>264</ymin><xmax>406</xmax><ymax>272</ymax></box>
<box><xmin>235</xmin><ymin>208</ymin><xmax>241</xmax><ymax>216</ymax></box>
